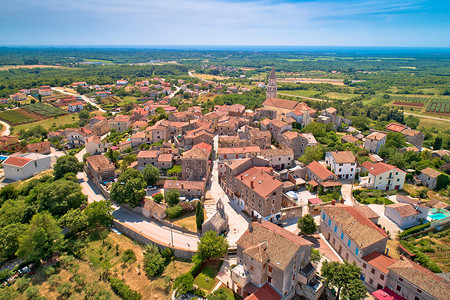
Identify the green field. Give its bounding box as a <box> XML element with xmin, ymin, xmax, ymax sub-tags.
<box><xmin>278</xmin><ymin>89</ymin><xmax>320</xmax><ymax>97</ymax></box>
<box><xmin>0</xmin><ymin>109</ymin><xmax>36</xmax><ymax>125</ymax></box>
<box><xmin>23</xmin><ymin>102</ymin><xmax>67</xmax><ymax>117</ymax></box>
<box><xmin>426</xmin><ymin>98</ymin><xmax>450</xmax><ymax>114</ymax></box>
<box><xmin>324</xmin><ymin>92</ymin><xmax>356</xmax><ymax>100</ymax></box>
<box><xmin>12</xmin><ymin>114</ymin><xmax>80</xmax><ymax>132</ymax></box>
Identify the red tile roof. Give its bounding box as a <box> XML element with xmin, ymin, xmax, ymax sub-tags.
<box><xmin>244</xmin><ymin>283</ymin><xmax>281</xmax><ymax>300</ymax></box>
<box><xmin>385</xmin><ymin>122</ymin><xmax>407</xmax><ymax>133</ymax></box>
<box><xmin>362</xmin><ymin>161</ymin><xmax>406</xmax><ymax>176</ymax></box>
<box><xmin>362</xmin><ymin>251</ymin><xmax>397</xmax><ymax>273</ymax></box>
<box><xmin>137</xmin><ymin>150</ymin><xmax>159</xmax><ymax>159</ymax></box>
<box><xmin>307</xmin><ymin>161</ymin><xmax>336</xmax><ymax>181</ymax></box>
<box><xmin>3</xmin><ymin>156</ymin><xmax>33</xmax><ymax>167</ymax></box>
<box><xmin>235</xmin><ymin>166</ymin><xmax>282</xmax><ymax>198</ymax></box>
<box><xmin>386</xmin><ymin>203</ymin><xmax>419</xmax><ymax>218</ymax></box>
<box><xmin>192</xmin><ymin>142</ymin><xmax>212</xmax><ymax>155</ymax></box>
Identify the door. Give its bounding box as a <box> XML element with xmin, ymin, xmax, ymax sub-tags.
<box><xmin>338</xmin><ymin>245</ymin><xmax>342</xmax><ymax>255</ymax></box>
<box><xmin>395</xmin><ymin>185</ymin><xmax>400</xmax><ymax>190</ymax></box>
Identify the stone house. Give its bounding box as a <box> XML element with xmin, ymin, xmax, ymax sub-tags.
<box><xmin>109</xmin><ymin>114</ymin><xmax>131</xmax><ymax>132</ymax></box>
<box><xmin>163</xmin><ymin>180</ymin><xmax>206</xmax><ymax>200</ymax></box>
<box><xmin>325</xmin><ymin>150</ymin><xmax>357</xmax><ymax>180</ymax></box>
<box><xmin>384</xmin><ymin>203</ymin><xmax>428</xmax><ymax>229</ymax></box>
<box><xmin>361</xmin><ymin>161</ymin><xmax>406</xmax><ymax>191</ymax></box>
<box><xmin>3</xmin><ymin>153</ymin><xmax>52</xmax><ymax>181</ymax></box>
<box><xmin>85</xmin><ymin>155</ymin><xmax>116</xmax><ymax>186</ymax></box>
<box><xmin>181</xmin><ymin>147</ymin><xmax>209</xmax><ymax>181</ymax></box>
<box><xmin>417</xmin><ymin>167</ymin><xmax>440</xmax><ymax>189</ymax></box>
<box><xmin>364</xmin><ymin>131</ymin><xmax>387</xmax><ymax>154</ymax></box>
<box><xmin>26</xmin><ymin>141</ymin><xmax>51</xmax><ymax>154</ymax></box>
<box><xmin>260</xmin><ymin>148</ymin><xmax>294</xmax><ymax>171</ymax></box>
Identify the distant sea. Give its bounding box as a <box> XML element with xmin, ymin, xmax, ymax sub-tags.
<box><xmin>8</xmin><ymin>45</ymin><xmax>450</xmax><ymax>53</ymax></box>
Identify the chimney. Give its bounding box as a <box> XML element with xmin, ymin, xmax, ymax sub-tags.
<box><xmin>181</xmin><ymin>183</ymin><xmax>184</xmax><ymax>189</ymax></box>
<box><xmin>248</xmin><ymin>222</ymin><xmax>254</xmax><ymax>233</ymax></box>
<box><xmin>273</xmin><ymin>176</ymin><xmax>275</xmax><ymax>180</ymax></box>
<box><xmin>250</xmin><ymin>181</ymin><xmax>254</xmax><ymax>189</ymax></box>
<box><xmin>240</xmin><ymin>175</ymin><xmax>243</xmax><ymax>180</ymax></box>
<box><xmin>98</xmin><ymin>166</ymin><xmax>100</xmax><ymax>171</ymax></box>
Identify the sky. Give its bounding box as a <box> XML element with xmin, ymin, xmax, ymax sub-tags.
<box><xmin>1</xmin><ymin>0</ymin><xmax>449</xmax><ymax>47</ymax></box>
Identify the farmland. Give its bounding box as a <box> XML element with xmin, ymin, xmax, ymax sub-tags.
<box><xmin>22</xmin><ymin>103</ymin><xmax>67</xmax><ymax>118</ymax></box>
<box><xmin>0</xmin><ymin>109</ymin><xmax>36</xmax><ymax>125</ymax></box>
<box><xmin>391</xmin><ymin>95</ymin><xmax>430</xmax><ymax>103</ymax></box>
<box><xmin>426</xmin><ymin>98</ymin><xmax>450</xmax><ymax>114</ymax></box>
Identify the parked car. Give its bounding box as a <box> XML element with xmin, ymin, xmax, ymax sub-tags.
<box><xmin>147</xmin><ymin>186</ymin><xmax>157</xmax><ymax>191</ymax></box>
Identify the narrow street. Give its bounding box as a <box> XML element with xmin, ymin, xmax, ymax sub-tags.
<box><xmin>207</xmin><ymin>135</ymin><xmax>250</xmax><ymax>247</ymax></box>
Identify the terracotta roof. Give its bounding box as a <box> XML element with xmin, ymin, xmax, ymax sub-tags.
<box><xmin>386</xmin><ymin>203</ymin><xmax>419</xmax><ymax>218</ymax></box>
<box><xmin>260</xmin><ymin>148</ymin><xmax>293</xmax><ymax>157</ymax></box>
<box><xmin>158</xmin><ymin>153</ymin><xmax>173</xmax><ymax>162</ymax></box>
<box><xmin>192</xmin><ymin>142</ymin><xmax>212</xmax><ymax>155</ymax></box>
<box><xmin>362</xmin><ymin>251</ymin><xmax>396</xmax><ymax>273</ymax></box>
<box><xmin>218</xmin><ymin>146</ymin><xmax>260</xmax><ymax>155</ymax></box>
<box><xmin>307</xmin><ymin>161</ymin><xmax>336</xmax><ymax>181</ymax></box>
<box><xmin>356</xmin><ymin>205</ymin><xmax>379</xmax><ymax>220</ymax></box>
<box><xmin>163</xmin><ymin>180</ymin><xmax>205</xmax><ymax>191</ymax></box>
<box><xmin>401</xmin><ymin>128</ymin><xmax>421</xmax><ymax>137</ymax></box>
<box><xmin>385</xmin><ymin>122</ymin><xmax>407</xmax><ymax>133</ymax></box>
<box><xmin>362</xmin><ymin>161</ymin><xmax>406</xmax><ymax>176</ymax></box>
<box><xmin>86</xmin><ymin>155</ymin><xmax>115</xmax><ymax>172</ymax></box>
<box><xmin>322</xmin><ymin>204</ymin><xmax>388</xmax><ymax>248</ymax></box>
<box><xmin>388</xmin><ymin>258</ymin><xmax>450</xmax><ymax>299</ymax></box>
<box><xmin>245</xmin><ymin>283</ymin><xmax>281</xmax><ymax>300</ymax></box>
<box><xmin>236</xmin><ymin>166</ymin><xmax>282</xmax><ymax>198</ymax></box>
<box><xmin>238</xmin><ymin>222</ymin><xmax>312</xmax><ymax>272</ymax></box>
<box><xmin>282</xmin><ymin>131</ymin><xmax>300</xmax><ymax>140</ymax></box>
<box><xmin>182</xmin><ymin>147</ymin><xmax>208</xmax><ymax>159</ymax></box>
<box><xmin>325</xmin><ymin>107</ymin><xmax>337</xmax><ymax>114</ymax></box>
<box><xmin>327</xmin><ymin>151</ymin><xmax>356</xmax><ymax>164</ymax></box>
<box><xmin>113</xmin><ymin>114</ymin><xmax>131</xmax><ymax>122</ymax></box>
<box><xmin>137</xmin><ymin>150</ymin><xmax>159</xmax><ymax>159</ymax></box>
<box><xmin>420</xmin><ymin>167</ymin><xmax>441</xmax><ymax>178</ymax></box>
<box><xmin>341</xmin><ymin>135</ymin><xmax>359</xmax><ymax>144</ymax></box>
<box><xmin>243</xmin><ymin>242</ymin><xmax>269</xmax><ymax>263</ymax></box>
<box><xmin>269</xmin><ymin>119</ymin><xmax>288</xmax><ymax>129</ymax></box>
<box><xmin>366</xmin><ymin>131</ymin><xmax>387</xmax><ymax>141</ymax></box>
<box><xmin>263</xmin><ymin>98</ymin><xmax>303</xmax><ymax>110</ymax></box>
<box><xmin>291</xmin><ymin>110</ymin><xmax>303</xmax><ymax>116</ymax></box>
<box><xmin>3</xmin><ymin>156</ymin><xmax>33</xmax><ymax>167</ymax></box>
<box><xmin>308</xmin><ymin>198</ymin><xmax>323</xmax><ymax>205</ymax></box>
<box><xmin>27</xmin><ymin>141</ymin><xmax>50</xmax><ymax>153</ymax></box>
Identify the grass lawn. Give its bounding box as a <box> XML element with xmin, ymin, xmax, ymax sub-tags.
<box><xmin>325</xmin><ymin>92</ymin><xmax>356</xmax><ymax>100</ymax></box>
<box><xmin>12</xmin><ymin>114</ymin><xmax>79</xmax><ymax>132</ymax></box>
<box><xmin>170</xmin><ymin>211</ymin><xmax>197</xmax><ymax>232</ymax></box>
<box><xmin>417</xmin><ymin>117</ymin><xmax>450</xmax><ymax>132</ymax></box>
<box><xmin>193</xmin><ymin>261</ymin><xmax>221</xmax><ymax>292</ymax></box>
<box><xmin>216</xmin><ymin>285</ymin><xmax>243</xmax><ymax>300</ymax></box>
<box><xmin>278</xmin><ymin>89</ymin><xmax>320</xmax><ymax>97</ymax></box>
<box><xmin>358</xmin><ymin>197</ymin><xmax>394</xmax><ymax>205</ymax></box>
<box><xmin>318</xmin><ymin>194</ymin><xmax>336</xmax><ymax>202</ymax></box>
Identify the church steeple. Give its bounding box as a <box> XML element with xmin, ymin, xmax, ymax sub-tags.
<box><xmin>266</xmin><ymin>66</ymin><xmax>277</xmax><ymax>99</ymax></box>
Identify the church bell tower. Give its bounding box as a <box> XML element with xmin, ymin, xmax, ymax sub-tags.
<box><xmin>266</xmin><ymin>66</ymin><xmax>277</xmax><ymax>99</ymax></box>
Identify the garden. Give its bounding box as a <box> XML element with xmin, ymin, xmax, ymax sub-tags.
<box><xmin>22</xmin><ymin>102</ymin><xmax>67</xmax><ymax>118</ymax></box>
<box><xmin>352</xmin><ymin>189</ymin><xmax>394</xmax><ymax>205</ymax></box>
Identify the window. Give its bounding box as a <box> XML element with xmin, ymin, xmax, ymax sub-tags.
<box><xmin>334</xmin><ymin>226</ymin><xmax>337</xmax><ymax>233</ymax></box>
<box><xmin>414</xmin><ymin>297</ymin><xmax>420</xmax><ymax>300</ymax></box>
<box><xmin>339</xmin><ymin>168</ymin><xmax>342</xmax><ymax>172</ymax></box>
<box><xmin>355</xmin><ymin>248</ymin><xmax>359</xmax><ymax>255</ymax></box>
<box><xmin>268</xmin><ymin>266</ymin><xmax>273</xmax><ymax>272</ymax></box>
<box><xmin>328</xmin><ymin>219</ymin><xmax>331</xmax><ymax>226</ymax></box>
<box><xmin>250</xmin><ymin>265</ymin><xmax>254</xmax><ymax>271</ymax></box>
<box><xmin>345</xmin><ymin>253</ymin><xmax>349</xmax><ymax>260</ymax></box>
<box><xmin>293</xmin><ymin>264</ymin><xmax>296</xmax><ymax>270</ymax></box>
<box><xmin>363</xmin><ymin>263</ymin><xmax>367</xmax><ymax>269</ymax></box>
<box><xmin>380</xmin><ymin>274</ymin><xmax>384</xmax><ymax>280</ymax></box>
<box><xmin>369</xmin><ymin>278</ymin><xmax>374</xmax><ymax>285</ymax></box>
<box><xmin>371</xmin><ymin>268</ymin><xmax>375</xmax><ymax>274</ymax></box>
<box><xmin>263</xmin><ymin>263</ymin><xmax>266</xmax><ymax>268</ymax></box>
<box><xmin>396</xmin><ymin>285</ymin><xmax>401</xmax><ymax>292</ymax></box>
<box><xmin>399</xmin><ymin>277</ymin><xmax>403</xmax><ymax>282</ymax></box>
<box><xmin>348</xmin><ymin>240</ymin><xmax>351</xmax><ymax>247</ymax></box>
<box><xmin>340</xmin><ymin>232</ymin><xmax>344</xmax><ymax>240</ymax></box>
<box><xmin>268</xmin><ymin>276</ymin><xmax>272</xmax><ymax>283</ymax></box>
<box><xmin>294</xmin><ymin>255</ymin><xmax>297</xmax><ymax>260</ymax></box>
<box><xmin>416</xmin><ymin>289</ymin><xmax>422</xmax><ymax>294</ymax></box>
<box><xmin>322</xmin><ymin>213</ymin><xmax>326</xmax><ymax>220</ymax></box>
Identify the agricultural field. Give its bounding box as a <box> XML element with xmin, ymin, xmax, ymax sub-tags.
<box><xmin>22</xmin><ymin>103</ymin><xmax>67</xmax><ymax>118</ymax></box>
<box><xmin>197</xmin><ymin>93</ymin><xmax>219</xmax><ymax>103</ymax></box>
<box><xmin>391</xmin><ymin>95</ymin><xmax>430</xmax><ymax>103</ymax></box>
<box><xmin>324</xmin><ymin>92</ymin><xmax>356</xmax><ymax>100</ymax></box>
<box><xmin>12</xmin><ymin>114</ymin><xmax>80</xmax><ymax>132</ymax></box>
<box><xmin>0</xmin><ymin>109</ymin><xmax>36</xmax><ymax>125</ymax></box>
<box><xmin>278</xmin><ymin>89</ymin><xmax>320</xmax><ymax>97</ymax></box>
<box><xmin>426</xmin><ymin>98</ymin><xmax>450</xmax><ymax>114</ymax></box>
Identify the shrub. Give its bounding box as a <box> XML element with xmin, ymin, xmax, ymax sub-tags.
<box><xmin>179</xmin><ymin>201</ymin><xmax>196</xmax><ymax>213</ymax></box>
<box><xmin>43</xmin><ymin>266</ymin><xmax>56</xmax><ymax>276</ymax></box>
<box><xmin>108</xmin><ymin>276</ymin><xmax>142</xmax><ymax>300</ymax></box>
<box><xmin>143</xmin><ymin>244</ymin><xmax>166</xmax><ymax>277</ymax></box>
<box><xmin>25</xmin><ymin>286</ymin><xmax>41</xmax><ymax>300</ymax></box>
<box><xmin>0</xmin><ymin>269</ymin><xmax>12</xmax><ymax>282</ymax></box>
<box><xmin>153</xmin><ymin>193</ymin><xmax>164</xmax><ymax>204</ymax></box>
<box><xmin>161</xmin><ymin>247</ymin><xmax>173</xmax><ymax>260</ymax></box>
<box><xmin>166</xmin><ymin>205</ymin><xmax>184</xmax><ymax>219</ymax></box>
<box><xmin>399</xmin><ymin>223</ymin><xmax>431</xmax><ymax>238</ymax></box>
<box><xmin>16</xmin><ymin>277</ymin><xmax>31</xmax><ymax>293</ymax></box>
<box><xmin>122</xmin><ymin>249</ymin><xmax>137</xmax><ymax>264</ymax></box>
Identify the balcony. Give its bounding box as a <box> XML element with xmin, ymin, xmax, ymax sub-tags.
<box><xmin>298</xmin><ymin>262</ymin><xmax>316</xmax><ymax>285</ymax></box>
<box><xmin>298</xmin><ymin>275</ymin><xmax>326</xmax><ymax>300</ymax></box>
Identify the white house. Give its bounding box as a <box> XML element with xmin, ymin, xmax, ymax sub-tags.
<box><xmin>384</xmin><ymin>203</ymin><xmax>428</xmax><ymax>229</ymax></box>
<box><xmin>259</xmin><ymin>148</ymin><xmax>294</xmax><ymax>171</ymax></box>
<box><xmin>68</xmin><ymin>102</ymin><xmax>84</xmax><ymax>112</ymax></box>
<box><xmin>85</xmin><ymin>135</ymin><xmax>112</xmax><ymax>155</ymax></box>
<box><xmin>325</xmin><ymin>151</ymin><xmax>357</xmax><ymax>180</ymax></box>
<box><xmin>2</xmin><ymin>153</ymin><xmax>52</xmax><ymax>181</ymax></box>
<box><xmin>361</xmin><ymin>161</ymin><xmax>406</xmax><ymax>191</ymax></box>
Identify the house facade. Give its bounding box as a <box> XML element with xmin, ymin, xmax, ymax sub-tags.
<box><xmin>3</xmin><ymin>154</ymin><xmax>52</xmax><ymax>181</ymax></box>
<box><xmin>364</xmin><ymin>132</ymin><xmax>387</xmax><ymax>154</ymax></box>
<box><xmin>325</xmin><ymin>151</ymin><xmax>357</xmax><ymax>180</ymax></box>
<box><xmin>362</xmin><ymin>162</ymin><xmax>406</xmax><ymax>191</ymax></box>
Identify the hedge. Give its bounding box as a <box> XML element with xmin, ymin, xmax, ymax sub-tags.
<box><xmin>166</xmin><ymin>205</ymin><xmax>184</xmax><ymax>219</ymax></box>
<box><xmin>398</xmin><ymin>223</ymin><xmax>431</xmax><ymax>238</ymax></box>
<box><xmin>399</xmin><ymin>240</ymin><xmax>442</xmax><ymax>273</ymax></box>
<box><xmin>108</xmin><ymin>276</ymin><xmax>142</xmax><ymax>300</ymax></box>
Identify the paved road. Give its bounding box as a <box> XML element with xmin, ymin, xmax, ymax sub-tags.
<box><xmin>403</xmin><ymin>112</ymin><xmax>450</xmax><ymax>122</ymax></box>
<box><xmin>188</xmin><ymin>70</ymin><xmax>209</xmax><ymax>82</ymax></box>
<box><xmin>207</xmin><ymin>135</ymin><xmax>250</xmax><ymax>247</ymax></box>
<box><xmin>341</xmin><ymin>183</ymin><xmax>356</xmax><ymax>206</ymax></box>
<box><xmin>0</xmin><ymin>120</ymin><xmax>11</xmax><ymax>135</ymax></box>
<box><xmin>51</xmin><ymin>87</ymin><xmax>106</xmax><ymax>112</ymax></box>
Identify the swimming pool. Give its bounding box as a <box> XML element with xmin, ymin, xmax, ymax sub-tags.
<box><xmin>429</xmin><ymin>213</ymin><xmax>449</xmax><ymax>220</ymax></box>
<box><xmin>0</xmin><ymin>155</ymin><xmax>8</xmax><ymax>161</ymax></box>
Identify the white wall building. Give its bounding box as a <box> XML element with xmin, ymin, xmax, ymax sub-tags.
<box><xmin>325</xmin><ymin>151</ymin><xmax>357</xmax><ymax>180</ymax></box>
<box><xmin>3</xmin><ymin>153</ymin><xmax>52</xmax><ymax>180</ymax></box>
<box><xmin>384</xmin><ymin>203</ymin><xmax>428</xmax><ymax>229</ymax></box>
<box><xmin>361</xmin><ymin>161</ymin><xmax>406</xmax><ymax>191</ymax></box>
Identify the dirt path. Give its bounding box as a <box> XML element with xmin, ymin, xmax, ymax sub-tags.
<box><xmin>403</xmin><ymin>112</ymin><xmax>450</xmax><ymax>122</ymax></box>
<box><xmin>0</xmin><ymin>120</ymin><xmax>10</xmax><ymax>135</ymax></box>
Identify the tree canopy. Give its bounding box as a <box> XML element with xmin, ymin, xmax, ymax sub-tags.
<box><xmin>297</xmin><ymin>214</ymin><xmax>317</xmax><ymax>235</ymax></box>
<box><xmin>321</xmin><ymin>261</ymin><xmax>366</xmax><ymax>300</ymax></box>
<box><xmin>197</xmin><ymin>231</ymin><xmax>229</xmax><ymax>260</ymax></box>
<box><xmin>110</xmin><ymin>169</ymin><xmax>146</xmax><ymax>207</ymax></box>
<box><xmin>142</xmin><ymin>165</ymin><xmax>160</xmax><ymax>186</ymax></box>
<box><xmin>54</xmin><ymin>155</ymin><xmax>84</xmax><ymax>179</ymax></box>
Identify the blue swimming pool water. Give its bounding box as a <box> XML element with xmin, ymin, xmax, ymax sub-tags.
<box><xmin>429</xmin><ymin>213</ymin><xmax>449</xmax><ymax>220</ymax></box>
<box><xmin>0</xmin><ymin>155</ymin><xmax>8</xmax><ymax>161</ymax></box>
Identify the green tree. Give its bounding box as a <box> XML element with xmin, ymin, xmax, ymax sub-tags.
<box><xmin>341</xmin><ymin>279</ymin><xmax>367</xmax><ymax>300</ymax></box>
<box><xmin>142</xmin><ymin>165</ymin><xmax>160</xmax><ymax>186</ymax></box>
<box><xmin>16</xmin><ymin>212</ymin><xmax>63</xmax><ymax>262</ymax></box>
<box><xmin>405</xmin><ymin>115</ymin><xmax>419</xmax><ymax>129</ymax></box>
<box><xmin>174</xmin><ymin>273</ymin><xmax>194</xmax><ymax>296</ymax></box>
<box><xmin>297</xmin><ymin>214</ymin><xmax>317</xmax><ymax>235</ymax></box>
<box><xmin>58</xmin><ymin>208</ymin><xmax>88</xmax><ymax>233</ymax></box>
<box><xmin>105</xmin><ymin>149</ymin><xmax>120</xmax><ymax>164</ymax></box>
<box><xmin>196</xmin><ymin>201</ymin><xmax>204</xmax><ymax>231</ymax></box>
<box><xmin>110</xmin><ymin>169</ymin><xmax>146</xmax><ymax>207</ymax></box>
<box><xmin>197</xmin><ymin>231</ymin><xmax>229</xmax><ymax>260</ymax></box>
<box><xmin>311</xmin><ymin>248</ymin><xmax>322</xmax><ymax>264</ymax></box>
<box><xmin>434</xmin><ymin>136</ymin><xmax>443</xmax><ymax>150</ymax></box>
<box><xmin>143</xmin><ymin>244</ymin><xmax>166</xmax><ymax>277</ymax></box>
<box><xmin>54</xmin><ymin>155</ymin><xmax>84</xmax><ymax>179</ymax></box>
<box><xmin>35</xmin><ymin>179</ymin><xmax>87</xmax><ymax>216</ymax></box>
<box><xmin>153</xmin><ymin>193</ymin><xmax>164</xmax><ymax>203</ymax></box>
<box><xmin>299</xmin><ymin>145</ymin><xmax>324</xmax><ymax>164</ymax></box>
<box><xmin>165</xmin><ymin>189</ymin><xmax>180</xmax><ymax>207</ymax></box>
<box><xmin>84</xmin><ymin>200</ymin><xmax>114</xmax><ymax>230</ymax></box>
<box><xmin>207</xmin><ymin>289</ymin><xmax>228</xmax><ymax>300</ymax></box>
<box><xmin>0</xmin><ymin>223</ymin><xmax>28</xmax><ymax>261</ymax></box>
<box><xmin>0</xmin><ymin>185</ymin><xmax>18</xmax><ymax>205</ymax></box>
<box><xmin>321</xmin><ymin>261</ymin><xmax>363</xmax><ymax>300</ymax></box>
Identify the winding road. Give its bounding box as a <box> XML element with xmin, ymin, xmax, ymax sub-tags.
<box><xmin>51</xmin><ymin>87</ymin><xmax>106</xmax><ymax>112</ymax></box>
<box><xmin>0</xmin><ymin>120</ymin><xmax>11</xmax><ymax>136</ymax></box>
<box><xmin>403</xmin><ymin>112</ymin><xmax>450</xmax><ymax>122</ymax></box>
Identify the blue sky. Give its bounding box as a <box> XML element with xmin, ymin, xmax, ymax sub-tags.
<box><xmin>1</xmin><ymin>0</ymin><xmax>449</xmax><ymax>47</ymax></box>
